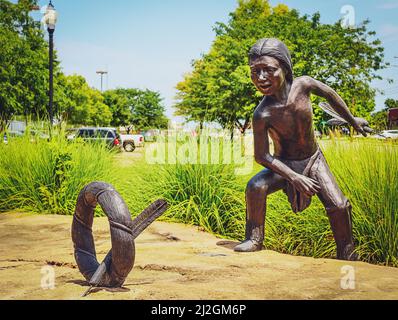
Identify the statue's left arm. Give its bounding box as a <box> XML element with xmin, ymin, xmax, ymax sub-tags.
<box><xmin>300</xmin><ymin>76</ymin><xmax>367</xmax><ymax>137</ymax></box>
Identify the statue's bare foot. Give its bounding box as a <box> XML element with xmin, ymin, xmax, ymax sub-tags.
<box><xmin>234</xmin><ymin>240</ymin><xmax>263</xmax><ymax>252</ymax></box>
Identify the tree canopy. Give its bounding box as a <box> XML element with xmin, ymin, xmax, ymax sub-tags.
<box><xmin>57</xmin><ymin>74</ymin><xmax>112</xmax><ymax>126</ymax></box>
<box><xmin>175</xmin><ymin>0</ymin><xmax>387</xmax><ymax>133</ymax></box>
<box><xmin>0</xmin><ymin>0</ymin><xmax>50</xmax><ymax>130</ymax></box>
<box><xmin>385</xmin><ymin>98</ymin><xmax>398</xmax><ymax>110</ymax></box>
<box><xmin>369</xmin><ymin>99</ymin><xmax>398</xmax><ymax>131</ymax></box>
<box><xmin>103</xmin><ymin>88</ymin><xmax>169</xmax><ymax>131</ymax></box>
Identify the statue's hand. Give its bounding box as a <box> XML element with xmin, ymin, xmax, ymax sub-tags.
<box><xmin>290</xmin><ymin>174</ymin><xmax>321</xmax><ymax>197</ymax></box>
<box><xmin>353</xmin><ymin>117</ymin><xmax>370</xmax><ymax>137</ymax></box>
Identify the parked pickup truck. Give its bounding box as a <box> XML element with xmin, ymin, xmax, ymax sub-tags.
<box><xmin>68</xmin><ymin>127</ymin><xmax>144</xmax><ymax>152</ymax></box>
<box><xmin>71</xmin><ymin>127</ymin><xmax>121</xmax><ymax>150</ymax></box>
<box><xmin>119</xmin><ymin>133</ymin><xmax>144</xmax><ymax>152</ymax></box>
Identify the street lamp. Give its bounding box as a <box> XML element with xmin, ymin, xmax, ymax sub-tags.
<box><xmin>43</xmin><ymin>1</ymin><xmax>58</xmax><ymax>127</ymax></box>
<box><xmin>96</xmin><ymin>70</ymin><xmax>108</xmax><ymax>92</ymax></box>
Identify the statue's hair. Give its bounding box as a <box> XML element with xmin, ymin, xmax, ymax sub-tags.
<box><xmin>249</xmin><ymin>38</ymin><xmax>293</xmax><ymax>84</ymax></box>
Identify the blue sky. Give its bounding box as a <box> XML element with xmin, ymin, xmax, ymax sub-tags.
<box><xmin>31</xmin><ymin>0</ymin><xmax>398</xmax><ymax>120</ymax></box>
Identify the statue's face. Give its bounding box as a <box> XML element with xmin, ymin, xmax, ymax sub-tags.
<box><xmin>250</xmin><ymin>56</ymin><xmax>286</xmax><ymax>96</ymax></box>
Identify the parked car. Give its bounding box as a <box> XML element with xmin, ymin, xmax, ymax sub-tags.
<box><xmin>73</xmin><ymin>127</ymin><xmax>121</xmax><ymax>149</ymax></box>
<box><xmin>119</xmin><ymin>133</ymin><xmax>144</xmax><ymax>152</ymax></box>
<box><xmin>371</xmin><ymin>130</ymin><xmax>398</xmax><ymax>140</ymax></box>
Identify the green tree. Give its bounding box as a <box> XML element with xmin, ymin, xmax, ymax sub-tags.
<box><xmin>370</xmin><ymin>99</ymin><xmax>398</xmax><ymax>131</ymax></box>
<box><xmin>175</xmin><ymin>0</ymin><xmax>387</xmax><ymax>133</ymax></box>
<box><xmin>103</xmin><ymin>89</ymin><xmax>132</xmax><ymax>127</ymax></box>
<box><xmin>131</xmin><ymin>90</ymin><xmax>169</xmax><ymax>131</ymax></box>
<box><xmin>369</xmin><ymin>109</ymin><xmax>388</xmax><ymax>131</ymax></box>
<box><xmin>103</xmin><ymin>88</ymin><xmax>169</xmax><ymax>131</ymax></box>
<box><xmin>0</xmin><ymin>0</ymin><xmax>50</xmax><ymax>130</ymax></box>
<box><xmin>60</xmin><ymin>74</ymin><xmax>112</xmax><ymax>126</ymax></box>
<box><xmin>385</xmin><ymin>98</ymin><xmax>398</xmax><ymax>109</ymax></box>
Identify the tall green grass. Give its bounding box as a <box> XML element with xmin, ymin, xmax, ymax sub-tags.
<box><xmin>160</xmin><ymin>163</ymin><xmax>245</xmax><ymax>237</ymax></box>
<box><xmin>0</xmin><ymin>129</ymin><xmax>114</xmax><ymax>215</ymax></box>
<box><xmin>112</xmin><ymin>146</ymin><xmax>246</xmax><ymax>238</ymax></box>
<box><xmin>111</xmin><ymin>140</ymin><xmax>335</xmax><ymax>257</ymax></box>
<box><xmin>113</xmin><ymin>139</ymin><xmax>398</xmax><ymax>267</ymax></box>
<box><xmin>1</xmin><ymin>132</ymin><xmax>397</xmax><ymax>267</ymax></box>
<box><xmin>322</xmin><ymin>139</ymin><xmax>398</xmax><ymax>266</ymax></box>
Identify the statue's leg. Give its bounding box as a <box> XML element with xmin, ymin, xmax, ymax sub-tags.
<box><xmin>315</xmin><ymin>156</ymin><xmax>358</xmax><ymax>261</ymax></box>
<box><xmin>234</xmin><ymin>169</ymin><xmax>286</xmax><ymax>252</ymax></box>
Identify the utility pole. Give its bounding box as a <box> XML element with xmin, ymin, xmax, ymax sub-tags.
<box><xmin>96</xmin><ymin>71</ymin><xmax>108</xmax><ymax>92</ymax></box>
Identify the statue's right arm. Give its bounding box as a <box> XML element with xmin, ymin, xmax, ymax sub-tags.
<box><xmin>253</xmin><ymin>113</ymin><xmax>299</xmax><ymax>182</ymax></box>
<box><xmin>253</xmin><ymin>113</ymin><xmax>320</xmax><ymax>196</ymax></box>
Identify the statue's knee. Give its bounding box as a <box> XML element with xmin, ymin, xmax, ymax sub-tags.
<box><xmin>246</xmin><ymin>178</ymin><xmax>269</xmax><ymax>196</ymax></box>
<box><xmin>327</xmin><ymin>199</ymin><xmax>351</xmax><ymax>215</ymax></box>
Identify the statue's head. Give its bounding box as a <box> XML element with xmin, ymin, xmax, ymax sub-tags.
<box><xmin>249</xmin><ymin>38</ymin><xmax>293</xmax><ymax>96</ymax></box>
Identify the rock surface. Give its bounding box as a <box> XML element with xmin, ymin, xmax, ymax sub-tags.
<box><xmin>0</xmin><ymin>212</ymin><xmax>397</xmax><ymax>300</ymax></box>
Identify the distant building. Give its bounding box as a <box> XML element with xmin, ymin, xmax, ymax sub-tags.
<box><xmin>388</xmin><ymin>108</ymin><xmax>398</xmax><ymax>129</ymax></box>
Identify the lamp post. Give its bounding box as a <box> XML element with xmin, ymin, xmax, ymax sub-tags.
<box><xmin>43</xmin><ymin>1</ymin><xmax>58</xmax><ymax>127</ymax></box>
<box><xmin>96</xmin><ymin>70</ymin><xmax>108</xmax><ymax>92</ymax></box>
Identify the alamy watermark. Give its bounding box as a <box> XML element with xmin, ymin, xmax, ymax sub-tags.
<box><xmin>41</xmin><ymin>265</ymin><xmax>56</xmax><ymax>290</ymax></box>
<box><xmin>340</xmin><ymin>265</ymin><xmax>356</xmax><ymax>290</ymax></box>
<box><xmin>340</xmin><ymin>5</ymin><xmax>356</xmax><ymax>29</ymax></box>
<box><xmin>145</xmin><ymin>130</ymin><xmax>254</xmax><ymax>176</ymax></box>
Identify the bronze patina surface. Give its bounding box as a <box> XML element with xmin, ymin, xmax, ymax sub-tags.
<box><xmin>234</xmin><ymin>38</ymin><xmax>368</xmax><ymax>261</ymax></box>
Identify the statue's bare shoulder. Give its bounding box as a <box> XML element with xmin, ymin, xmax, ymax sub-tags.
<box><xmin>253</xmin><ymin>75</ymin><xmax>316</xmax><ymax>129</ymax></box>
<box><xmin>288</xmin><ymin>76</ymin><xmax>315</xmax><ymax>102</ymax></box>
<box><xmin>253</xmin><ymin>97</ymin><xmax>272</xmax><ymax>129</ymax></box>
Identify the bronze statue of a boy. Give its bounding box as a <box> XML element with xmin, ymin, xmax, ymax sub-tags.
<box><xmin>234</xmin><ymin>38</ymin><xmax>368</xmax><ymax>260</ymax></box>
